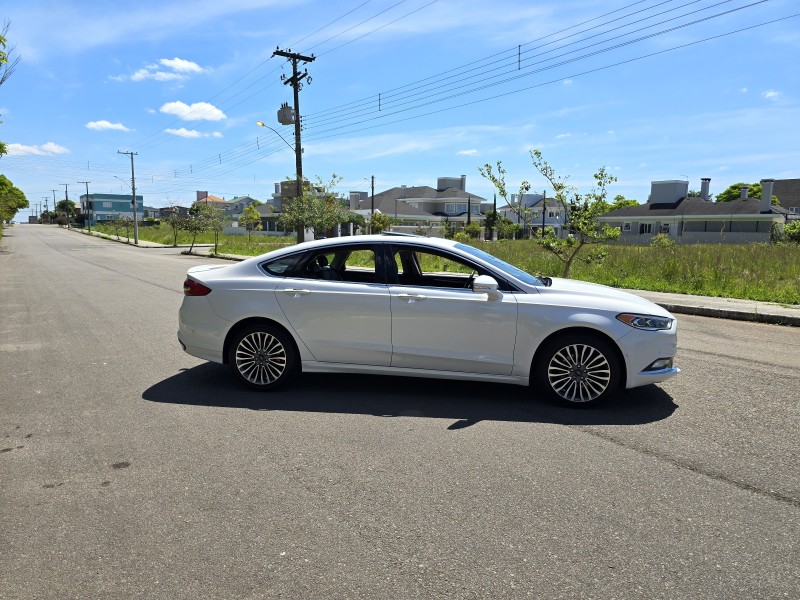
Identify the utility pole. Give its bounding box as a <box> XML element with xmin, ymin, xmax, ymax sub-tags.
<box><xmin>117</xmin><ymin>151</ymin><xmax>139</xmax><ymax>244</ymax></box>
<box><xmin>41</xmin><ymin>196</ymin><xmax>49</xmax><ymax>223</ymax></box>
<box><xmin>78</xmin><ymin>180</ymin><xmax>92</xmax><ymax>234</ymax></box>
<box><xmin>273</xmin><ymin>47</ymin><xmax>315</xmax><ymax>241</ymax></box>
<box><xmin>371</xmin><ymin>175</ymin><xmax>375</xmax><ymax>215</ymax></box>
<box><xmin>60</xmin><ymin>184</ymin><xmax>70</xmax><ymax>228</ymax></box>
<box><xmin>541</xmin><ymin>190</ymin><xmax>546</xmax><ymax>237</ymax></box>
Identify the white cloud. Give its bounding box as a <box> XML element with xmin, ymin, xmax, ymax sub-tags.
<box><xmin>563</xmin><ymin>79</ymin><xmax>573</xmax><ymax>85</ymax></box>
<box><xmin>555</xmin><ymin>133</ymin><xmax>572</xmax><ymax>139</ymax></box>
<box><xmin>118</xmin><ymin>57</ymin><xmax>207</xmax><ymax>82</ymax></box>
<box><xmin>86</xmin><ymin>120</ymin><xmax>132</xmax><ymax>132</ymax></box>
<box><xmin>762</xmin><ymin>90</ymin><xmax>782</xmax><ymax>101</ymax></box>
<box><xmin>131</xmin><ymin>68</ymin><xmax>185</xmax><ymax>82</ymax></box>
<box><xmin>165</xmin><ymin>128</ymin><xmax>223</xmax><ymax>138</ymax></box>
<box><xmin>160</xmin><ymin>101</ymin><xmax>227</xmax><ymax>121</ymax></box>
<box><xmin>6</xmin><ymin>142</ymin><xmax>70</xmax><ymax>156</ymax></box>
<box><xmin>457</xmin><ymin>149</ymin><xmax>478</xmax><ymax>156</ymax></box>
<box><xmin>739</xmin><ymin>87</ymin><xmax>748</xmax><ymax>93</ymax></box>
<box><xmin>160</xmin><ymin>57</ymin><xmax>204</xmax><ymax>73</ymax></box>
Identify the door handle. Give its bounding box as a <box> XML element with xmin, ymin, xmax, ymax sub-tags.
<box><xmin>397</xmin><ymin>293</ymin><xmax>426</xmax><ymax>301</ymax></box>
<box><xmin>282</xmin><ymin>288</ymin><xmax>311</xmax><ymax>296</ymax></box>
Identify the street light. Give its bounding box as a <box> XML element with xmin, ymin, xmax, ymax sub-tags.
<box><xmin>256</xmin><ymin>121</ymin><xmax>295</xmax><ymax>152</ymax></box>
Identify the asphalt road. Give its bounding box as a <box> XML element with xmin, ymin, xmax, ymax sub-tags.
<box><xmin>2</xmin><ymin>225</ymin><xmax>798</xmax><ymax>600</ymax></box>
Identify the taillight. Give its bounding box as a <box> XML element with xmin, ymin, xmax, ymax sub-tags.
<box><xmin>183</xmin><ymin>278</ymin><xmax>211</xmax><ymax>296</ymax></box>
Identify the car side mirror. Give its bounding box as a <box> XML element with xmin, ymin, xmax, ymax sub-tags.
<box><xmin>472</xmin><ymin>275</ymin><xmax>501</xmax><ymax>299</ymax></box>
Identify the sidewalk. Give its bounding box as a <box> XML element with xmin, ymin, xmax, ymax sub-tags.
<box><xmin>75</xmin><ymin>228</ymin><xmax>800</xmax><ymax>327</ymax></box>
<box><xmin>631</xmin><ymin>290</ymin><xmax>800</xmax><ymax>327</ymax></box>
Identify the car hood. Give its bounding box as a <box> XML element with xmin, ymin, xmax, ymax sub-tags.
<box><xmin>532</xmin><ymin>277</ymin><xmax>672</xmax><ymax>317</ymax></box>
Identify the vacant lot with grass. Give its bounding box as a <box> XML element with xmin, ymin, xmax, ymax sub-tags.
<box><xmin>88</xmin><ymin>223</ymin><xmax>800</xmax><ymax>304</ymax></box>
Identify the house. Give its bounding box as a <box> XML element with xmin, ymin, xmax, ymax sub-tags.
<box><xmin>222</xmin><ymin>195</ymin><xmax>262</xmax><ymax>217</ymax></box>
<box><xmin>353</xmin><ymin>176</ymin><xmax>490</xmax><ymax>232</ymax></box>
<box><xmin>500</xmin><ymin>193</ymin><xmax>567</xmax><ymax>236</ymax></box>
<box><xmin>773</xmin><ymin>178</ymin><xmax>800</xmax><ymax>216</ymax></box>
<box><xmin>598</xmin><ymin>178</ymin><xmax>792</xmax><ymax>244</ymax></box>
<box><xmin>79</xmin><ymin>193</ymin><xmax>144</xmax><ymax>225</ymax></box>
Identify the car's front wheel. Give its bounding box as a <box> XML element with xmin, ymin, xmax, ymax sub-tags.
<box><xmin>534</xmin><ymin>333</ymin><xmax>620</xmax><ymax>407</ymax></box>
<box><xmin>228</xmin><ymin>324</ymin><xmax>296</xmax><ymax>391</ymax></box>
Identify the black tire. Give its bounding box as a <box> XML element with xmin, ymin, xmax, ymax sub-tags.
<box><xmin>534</xmin><ymin>333</ymin><xmax>620</xmax><ymax>407</ymax></box>
<box><xmin>228</xmin><ymin>324</ymin><xmax>297</xmax><ymax>391</ymax></box>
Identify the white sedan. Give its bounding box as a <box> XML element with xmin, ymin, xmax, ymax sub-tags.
<box><xmin>178</xmin><ymin>234</ymin><xmax>678</xmax><ymax>406</ymax></box>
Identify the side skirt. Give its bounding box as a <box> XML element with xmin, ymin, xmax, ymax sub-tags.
<box><xmin>301</xmin><ymin>361</ymin><xmax>530</xmax><ymax>386</ymax></box>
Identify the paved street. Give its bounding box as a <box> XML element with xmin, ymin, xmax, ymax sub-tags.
<box><xmin>1</xmin><ymin>225</ymin><xmax>798</xmax><ymax>599</ymax></box>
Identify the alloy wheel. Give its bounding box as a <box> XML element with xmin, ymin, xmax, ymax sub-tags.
<box><xmin>235</xmin><ymin>331</ymin><xmax>288</xmax><ymax>386</ymax></box>
<box><xmin>547</xmin><ymin>343</ymin><xmax>612</xmax><ymax>403</ymax></box>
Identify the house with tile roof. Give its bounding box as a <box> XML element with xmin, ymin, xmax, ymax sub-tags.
<box><xmin>598</xmin><ymin>178</ymin><xmax>792</xmax><ymax>244</ymax></box>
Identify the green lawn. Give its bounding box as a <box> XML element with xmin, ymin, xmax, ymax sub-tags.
<box><xmin>88</xmin><ymin>224</ymin><xmax>800</xmax><ymax>304</ymax></box>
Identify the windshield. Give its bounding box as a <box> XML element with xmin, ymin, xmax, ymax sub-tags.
<box><xmin>454</xmin><ymin>243</ymin><xmax>542</xmax><ymax>286</ymax></box>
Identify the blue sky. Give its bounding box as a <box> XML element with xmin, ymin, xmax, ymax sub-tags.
<box><xmin>1</xmin><ymin>0</ymin><xmax>798</xmax><ymax>215</ymax></box>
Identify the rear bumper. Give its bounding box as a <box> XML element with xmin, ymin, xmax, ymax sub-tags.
<box><xmin>178</xmin><ymin>332</ymin><xmax>223</xmax><ymax>364</ymax></box>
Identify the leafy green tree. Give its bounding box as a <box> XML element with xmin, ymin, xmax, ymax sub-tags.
<box><xmin>784</xmin><ymin>221</ymin><xmax>800</xmax><ymax>244</ymax></box>
<box><xmin>465</xmin><ymin>221</ymin><xmax>482</xmax><ymax>239</ymax></box>
<box><xmin>182</xmin><ymin>202</ymin><xmax>214</xmax><ymax>252</ymax></box>
<box><xmin>605</xmin><ymin>194</ymin><xmax>639</xmax><ymax>212</ymax></box>
<box><xmin>163</xmin><ymin>208</ymin><xmax>185</xmax><ymax>247</ymax></box>
<box><xmin>206</xmin><ymin>204</ymin><xmax>229</xmax><ymax>254</ymax></box>
<box><xmin>481</xmin><ymin>150</ymin><xmax>620</xmax><ymax>278</ymax></box>
<box><xmin>278</xmin><ymin>175</ymin><xmax>348</xmax><ymax>238</ymax></box>
<box><xmin>715</xmin><ymin>182</ymin><xmax>779</xmax><ymax>205</ymax></box>
<box><xmin>368</xmin><ymin>212</ymin><xmax>392</xmax><ymax>234</ymax></box>
<box><xmin>0</xmin><ymin>174</ymin><xmax>28</xmax><ymax>223</ymax></box>
<box><xmin>240</xmin><ymin>203</ymin><xmax>263</xmax><ymax>242</ymax></box>
<box><xmin>496</xmin><ymin>215</ymin><xmax>522</xmax><ymax>240</ymax></box>
<box><xmin>55</xmin><ymin>199</ymin><xmax>76</xmax><ymax>220</ymax></box>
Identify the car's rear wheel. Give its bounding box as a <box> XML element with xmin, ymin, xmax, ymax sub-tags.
<box><xmin>534</xmin><ymin>333</ymin><xmax>620</xmax><ymax>407</ymax></box>
<box><xmin>228</xmin><ymin>324</ymin><xmax>296</xmax><ymax>391</ymax></box>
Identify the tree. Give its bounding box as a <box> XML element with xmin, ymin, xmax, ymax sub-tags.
<box><xmin>0</xmin><ymin>174</ymin><xmax>28</xmax><ymax>224</ymax></box>
<box><xmin>495</xmin><ymin>215</ymin><xmax>522</xmax><ymax>240</ymax></box>
<box><xmin>278</xmin><ymin>174</ymin><xmax>348</xmax><ymax>237</ymax></box>
<box><xmin>715</xmin><ymin>182</ymin><xmax>779</xmax><ymax>205</ymax></box>
<box><xmin>163</xmin><ymin>208</ymin><xmax>185</xmax><ymax>247</ymax></box>
<box><xmin>240</xmin><ymin>204</ymin><xmax>263</xmax><ymax>243</ymax></box>
<box><xmin>0</xmin><ymin>20</ymin><xmax>20</xmax><ymax>88</ymax></box>
<box><xmin>182</xmin><ymin>202</ymin><xmax>213</xmax><ymax>252</ymax></box>
<box><xmin>480</xmin><ymin>150</ymin><xmax>621</xmax><ymax>278</ymax></box>
<box><xmin>605</xmin><ymin>194</ymin><xmax>639</xmax><ymax>212</ymax></box>
<box><xmin>465</xmin><ymin>221</ymin><xmax>482</xmax><ymax>239</ymax></box>
<box><xmin>368</xmin><ymin>212</ymin><xmax>392</xmax><ymax>234</ymax></box>
<box><xmin>206</xmin><ymin>204</ymin><xmax>229</xmax><ymax>254</ymax></box>
<box><xmin>55</xmin><ymin>199</ymin><xmax>76</xmax><ymax>220</ymax></box>
<box><xmin>0</xmin><ymin>20</ymin><xmax>21</xmax><ymax>159</ymax></box>
<box><xmin>784</xmin><ymin>221</ymin><xmax>800</xmax><ymax>244</ymax></box>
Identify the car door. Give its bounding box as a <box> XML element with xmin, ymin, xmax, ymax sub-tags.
<box><xmin>272</xmin><ymin>244</ymin><xmax>392</xmax><ymax>366</ymax></box>
<box><xmin>388</xmin><ymin>245</ymin><xmax>518</xmax><ymax>375</ymax></box>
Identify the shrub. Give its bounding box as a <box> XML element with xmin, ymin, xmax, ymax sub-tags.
<box><xmin>784</xmin><ymin>221</ymin><xmax>800</xmax><ymax>243</ymax></box>
<box><xmin>650</xmin><ymin>233</ymin><xmax>675</xmax><ymax>248</ymax></box>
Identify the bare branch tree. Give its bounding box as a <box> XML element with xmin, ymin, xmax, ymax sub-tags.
<box><xmin>0</xmin><ymin>19</ymin><xmax>21</xmax><ymax>87</ymax></box>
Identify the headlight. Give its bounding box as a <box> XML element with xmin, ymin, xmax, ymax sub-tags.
<box><xmin>616</xmin><ymin>313</ymin><xmax>673</xmax><ymax>330</ymax></box>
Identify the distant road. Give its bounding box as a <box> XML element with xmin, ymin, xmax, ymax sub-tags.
<box><xmin>2</xmin><ymin>225</ymin><xmax>798</xmax><ymax>599</ymax></box>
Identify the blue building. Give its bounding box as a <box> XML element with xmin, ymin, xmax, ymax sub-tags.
<box><xmin>80</xmin><ymin>193</ymin><xmax>144</xmax><ymax>225</ymax></box>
